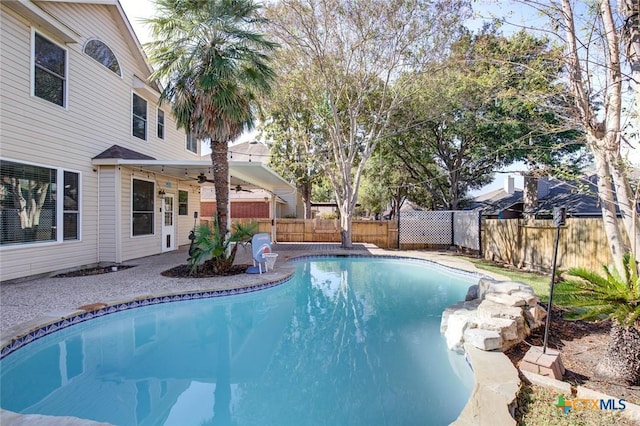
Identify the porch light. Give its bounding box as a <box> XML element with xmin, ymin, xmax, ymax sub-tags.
<box><xmin>158</xmin><ymin>189</ymin><xmax>166</xmax><ymax>199</ymax></box>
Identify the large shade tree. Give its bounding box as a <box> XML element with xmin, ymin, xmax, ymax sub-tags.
<box><xmin>389</xmin><ymin>28</ymin><xmax>586</xmax><ymax>209</ymax></box>
<box><xmin>265</xmin><ymin>0</ymin><xmax>471</xmax><ymax>247</ymax></box>
<box><xmin>145</xmin><ymin>0</ymin><xmax>277</xmax><ymax>236</ymax></box>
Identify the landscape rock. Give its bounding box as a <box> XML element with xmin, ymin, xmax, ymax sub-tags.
<box><xmin>441</xmin><ymin>278</ymin><xmax>545</xmax><ymax>352</ymax></box>
<box><xmin>463</xmin><ymin>328</ymin><xmax>503</xmax><ymax>351</ymax></box>
<box><xmin>465</xmin><ymin>285</ymin><xmax>479</xmax><ymax>301</ymax></box>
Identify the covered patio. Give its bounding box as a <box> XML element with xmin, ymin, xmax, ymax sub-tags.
<box><xmin>91</xmin><ymin>155</ymin><xmax>297</xmax><ymax>242</ymax></box>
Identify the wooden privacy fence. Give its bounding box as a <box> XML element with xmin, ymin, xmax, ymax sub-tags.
<box><xmin>482</xmin><ymin>218</ymin><xmax>613</xmax><ymax>272</ymax></box>
<box><xmin>203</xmin><ymin>218</ymin><xmax>399</xmax><ymax>249</ymax></box>
<box><xmin>201</xmin><ymin>216</ymin><xmax>614</xmax><ymax>272</ymax></box>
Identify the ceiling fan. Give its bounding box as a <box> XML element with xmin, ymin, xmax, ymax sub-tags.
<box><xmin>197</xmin><ymin>173</ymin><xmax>253</xmax><ymax>192</ymax></box>
<box><xmin>196</xmin><ymin>173</ymin><xmax>213</xmax><ymax>184</ymax></box>
<box><xmin>234</xmin><ymin>184</ymin><xmax>253</xmax><ymax>193</ymax></box>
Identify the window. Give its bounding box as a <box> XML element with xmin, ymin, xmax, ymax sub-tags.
<box><xmin>132</xmin><ymin>94</ymin><xmax>147</xmax><ymax>140</ymax></box>
<box><xmin>33</xmin><ymin>32</ymin><xmax>66</xmax><ymax>106</ymax></box>
<box><xmin>63</xmin><ymin>171</ymin><xmax>79</xmax><ymax>240</ymax></box>
<box><xmin>186</xmin><ymin>133</ymin><xmax>198</xmax><ymax>153</ymax></box>
<box><xmin>178</xmin><ymin>190</ymin><xmax>188</xmax><ymax>215</ymax></box>
<box><xmin>132</xmin><ymin>179</ymin><xmax>154</xmax><ymax>236</ymax></box>
<box><xmin>157</xmin><ymin>109</ymin><xmax>165</xmax><ymax>139</ymax></box>
<box><xmin>83</xmin><ymin>39</ymin><xmax>121</xmax><ymax>76</ymax></box>
<box><xmin>0</xmin><ymin>160</ymin><xmax>80</xmax><ymax>246</ymax></box>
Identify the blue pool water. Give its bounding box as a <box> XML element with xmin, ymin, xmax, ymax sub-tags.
<box><xmin>1</xmin><ymin>257</ymin><xmax>475</xmax><ymax>425</ymax></box>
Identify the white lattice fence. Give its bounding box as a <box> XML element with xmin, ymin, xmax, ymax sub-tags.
<box><xmin>399</xmin><ymin>210</ymin><xmax>481</xmax><ymax>252</ymax></box>
<box><xmin>399</xmin><ymin>210</ymin><xmax>452</xmax><ymax>244</ymax></box>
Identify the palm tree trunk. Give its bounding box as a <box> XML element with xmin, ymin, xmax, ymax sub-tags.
<box><xmin>595</xmin><ymin>324</ymin><xmax>640</xmax><ymax>386</ymax></box>
<box><xmin>210</xmin><ymin>140</ymin><xmax>230</xmax><ymax>237</ymax></box>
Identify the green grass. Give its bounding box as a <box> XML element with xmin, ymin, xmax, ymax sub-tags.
<box><xmin>516</xmin><ymin>385</ymin><xmax>635</xmax><ymax>426</ymax></box>
<box><xmin>466</xmin><ymin>257</ymin><xmax>551</xmax><ymax>299</ymax></box>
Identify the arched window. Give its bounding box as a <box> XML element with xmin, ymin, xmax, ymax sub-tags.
<box><xmin>83</xmin><ymin>39</ymin><xmax>121</xmax><ymax>76</ymax></box>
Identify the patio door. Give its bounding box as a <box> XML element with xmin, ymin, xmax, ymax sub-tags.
<box><xmin>162</xmin><ymin>194</ymin><xmax>175</xmax><ymax>252</ymax></box>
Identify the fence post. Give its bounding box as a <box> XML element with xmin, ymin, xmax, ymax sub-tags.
<box><xmin>477</xmin><ymin>211</ymin><xmax>483</xmax><ymax>258</ymax></box>
<box><xmin>397</xmin><ymin>211</ymin><xmax>401</xmax><ymax>249</ymax></box>
<box><xmin>450</xmin><ymin>211</ymin><xmax>455</xmax><ymax>248</ymax></box>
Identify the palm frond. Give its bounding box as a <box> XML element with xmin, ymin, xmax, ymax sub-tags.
<box><xmin>554</xmin><ymin>254</ymin><xmax>640</xmax><ymax>327</ymax></box>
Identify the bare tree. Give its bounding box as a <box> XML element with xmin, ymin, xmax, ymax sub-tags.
<box><xmin>520</xmin><ymin>0</ymin><xmax>639</xmax><ymax>274</ymax></box>
<box><xmin>265</xmin><ymin>0</ymin><xmax>470</xmax><ymax>247</ymax></box>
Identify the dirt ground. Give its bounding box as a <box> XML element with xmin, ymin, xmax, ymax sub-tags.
<box><xmin>505</xmin><ymin>309</ymin><xmax>640</xmax><ymax>405</ymax></box>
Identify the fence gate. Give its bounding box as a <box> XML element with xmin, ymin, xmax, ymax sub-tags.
<box><xmin>399</xmin><ymin>210</ymin><xmax>481</xmax><ymax>253</ymax></box>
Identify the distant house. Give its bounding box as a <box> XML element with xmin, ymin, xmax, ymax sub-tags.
<box><xmin>0</xmin><ymin>1</ymin><xmax>293</xmax><ymax>281</ymax></box>
<box><xmin>470</xmin><ymin>175</ymin><xmax>610</xmax><ymax>219</ymax></box>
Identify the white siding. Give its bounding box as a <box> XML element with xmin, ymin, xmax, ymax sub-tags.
<box><xmin>98</xmin><ymin>166</ymin><xmax>118</xmax><ymax>262</ymax></box>
<box><xmin>0</xmin><ymin>3</ymin><xmax>199</xmax><ymax>280</ymax></box>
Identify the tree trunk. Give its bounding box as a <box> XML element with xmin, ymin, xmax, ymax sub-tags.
<box><xmin>210</xmin><ymin>140</ymin><xmax>230</xmax><ymax>237</ymax></box>
<box><xmin>595</xmin><ymin>324</ymin><xmax>640</xmax><ymax>386</ymax></box>
<box><xmin>523</xmin><ymin>175</ymin><xmax>538</xmax><ymax>221</ymax></box>
<box><xmin>300</xmin><ymin>182</ymin><xmax>312</xmax><ymax>219</ymax></box>
<box><xmin>340</xmin><ymin>211</ymin><xmax>353</xmax><ymax>248</ymax></box>
<box><xmin>593</xmin><ymin>146</ymin><xmax>627</xmax><ymax>274</ymax></box>
<box><xmin>606</xmin><ymin>149</ymin><xmax>640</xmax><ymax>258</ymax></box>
<box><xmin>560</xmin><ymin>0</ymin><xmax>630</xmax><ymax>275</ymax></box>
<box><xmin>621</xmin><ymin>0</ymin><xmax>639</xmax><ymax>128</ymax></box>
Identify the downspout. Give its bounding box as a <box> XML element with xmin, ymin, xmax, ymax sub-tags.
<box><xmin>270</xmin><ymin>193</ymin><xmax>276</xmax><ymax>243</ymax></box>
<box><xmin>96</xmin><ymin>166</ymin><xmax>100</xmax><ymax>264</ymax></box>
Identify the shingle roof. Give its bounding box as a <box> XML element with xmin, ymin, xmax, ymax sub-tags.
<box><xmin>470</xmin><ymin>176</ymin><xmax>608</xmax><ymax>217</ymax></box>
<box><xmin>92</xmin><ymin>145</ymin><xmax>156</xmax><ymax>160</ymax></box>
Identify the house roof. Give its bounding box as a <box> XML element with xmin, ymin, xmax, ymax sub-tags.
<box><xmin>93</xmin><ymin>144</ymin><xmax>156</xmax><ymax>160</ymax></box>
<box><xmin>471</xmin><ymin>187</ymin><xmax>524</xmax><ymax>215</ymax></box>
<box><xmin>471</xmin><ymin>176</ymin><xmax>606</xmax><ymax>217</ymax></box>
<box><xmin>531</xmin><ymin>178</ymin><xmax>607</xmax><ymax>217</ymax></box>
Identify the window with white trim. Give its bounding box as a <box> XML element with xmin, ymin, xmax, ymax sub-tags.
<box><xmin>0</xmin><ymin>160</ymin><xmax>80</xmax><ymax>245</ymax></box>
<box><xmin>83</xmin><ymin>39</ymin><xmax>121</xmax><ymax>76</ymax></box>
<box><xmin>33</xmin><ymin>32</ymin><xmax>66</xmax><ymax>107</ymax></box>
<box><xmin>186</xmin><ymin>133</ymin><xmax>198</xmax><ymax>154</ymax></box>
<box><xmin>157</xmin><ymin>109</ymin><xmax>165</xmax><ymax>139</ymax></box>
<box><xmin>63</xmin><ymin>171</ymin><xmax>79</xmax><ymax>240</ymax></box>
<box><xmin>178</xmin><ymin>190</ymin><xmax>188</xmax><ymax>215</ymax></box>
<box><xmin>132</xmin><ymin>179</ymin><xmax>154</xmax><ymax>236</ymax></box>
<box><xmin>132</xmin><ymin>94</ymin><xmax>147</xmax><ymax>140</ymax></box>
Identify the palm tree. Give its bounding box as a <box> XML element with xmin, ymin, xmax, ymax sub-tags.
<box><xmin>554</xmin><ymin>254</ymin><xmax>640</xmax><ymax>385</ymax></box>
<box><xmin>145</xmin><ymin>0</ymin><xmax>277</xmax><ymax>237</ymax></box>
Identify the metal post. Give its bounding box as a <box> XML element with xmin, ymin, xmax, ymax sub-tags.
<box><xmin>478</xmin><ymin>211</ymin><xmax>483</xmax><ymax>258</ymax></box>
<box><xmin>450</xmin><ymin>211</ymin><xmax>455</xmax><ymax>248</ymax></box>
<box><xmin>542</xmin><ymin>207</ymin><xmax>565</xmax><ymax>354</ymax></box>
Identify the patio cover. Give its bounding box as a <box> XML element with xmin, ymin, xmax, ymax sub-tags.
<box><xmin>91</xmin><ymin>157</ymin><xmax>295</xmax><ymax>194</ymax></box>
<box><xmin>92</xmin><ymin>146</ymin><xmax>294</xmax><ymax>241</ymax></box>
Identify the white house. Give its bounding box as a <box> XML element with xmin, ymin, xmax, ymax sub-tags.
<box><xmin>0</xmin><ymin>0</ymin><xmax>294</xmax><ymax>281</ymax></box>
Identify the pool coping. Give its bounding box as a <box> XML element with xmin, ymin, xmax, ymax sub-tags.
<box><xmin>1</xmin><ymin>250</ymin><xmax>519</xmax><ymax>425</ymax></box>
